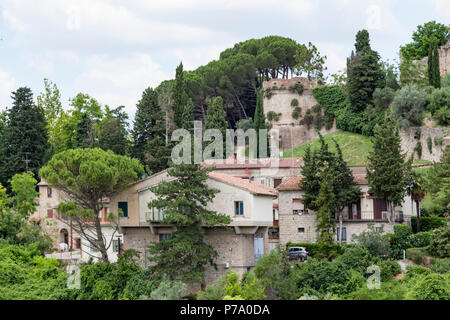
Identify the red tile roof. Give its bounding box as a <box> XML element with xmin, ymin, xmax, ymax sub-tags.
<box><xmin>202</xmin><ymin>158</ymin><xmax>303</xmax><ymax>169</ymax></box>
<box><xmin>277</xmin><ymin>174</ymin><xmax>368</xmax><ymax>191</ymax></box>
<box><xmin>207</xmin><ymin>171</ymin><xmax>278</xmax><ymax>196</ymax></box>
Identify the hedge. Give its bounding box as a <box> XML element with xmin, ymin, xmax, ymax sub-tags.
<box><xmin>411</xmin><ymin>216</ymin><xmax>447</xmax><ymax>233</ymax></box>
<box><xmin>285</xmin><ymin>242</ymin><xmax>354</xmax><ymax>257</ymax></box>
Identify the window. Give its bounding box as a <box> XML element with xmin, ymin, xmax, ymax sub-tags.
<box><xmin>352</xmin><ymin>204</ymin><xmax>358</xmax><ymax>216</ymax></box>
<box><xmin>118</xmin><ymin>201</ymin><xmax>128</xmax><ymax>218</ymax></box>
<box><xmin>47</xmin><ymin>209</ymin><xmax>53</xmax><ymax>218</ymax></box>
<box><xmin>75</xmin><ymin>238</ymin><xmax>81</xmax><ymax>249</ymax></box>
<box><xmin>293</xmin><ymin>199</ymin><xmax>306</xmax><ymax>214</ymax></box>
<box><xmin>337</xmin><ymin>227</ymin><xmax>347</xmax><ymax>242</ymax></box>
<box><xmin>47</xmin><ymin>187</ymin><xmax>52</xmax><ymax>198</ymax></box>
<box><xmin>113</xmin><ymin>239</ymin><xmax>121</xmax><ymax>252</ymax></box>
<box><xmin>298</xmin><ymin>227</ymin><xmax>305</xmax><ymax>233</ymax></box>
<box><xmin>375</xmin><ymin>227</ymin><xmax>383</xmax><ymax>233</ymax></box>
<box><xmin>159</xmin><ymin>233</ymin><xmax>171</xmax><ymax>242</ymax></box>
<box><xmin>235</xmin><ymin>201</ymin><xmax>244</xmax><ymax>216</ymax></box>
<box><xmin>274</xmin><ymin>178</ymin><xmax>282</xmax><ymax>188</ymax></box>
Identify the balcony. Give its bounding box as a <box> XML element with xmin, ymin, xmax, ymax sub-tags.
<box><xmin>341</xmin><ymin>210</ymin><xmax>404</xmax><ymax>222</ymax></box>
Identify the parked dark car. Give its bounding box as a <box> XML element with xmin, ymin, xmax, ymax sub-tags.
<box><xmin>287</xmin><ymin>246</ymin><xmax>308</xmax><ymax>261</ymax></box>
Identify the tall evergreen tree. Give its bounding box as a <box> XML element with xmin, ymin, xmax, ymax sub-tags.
<box><xmin>0</xmin><ymin>112</ymin><xmax>7</xmax><ymax>187</ymax></box>
<box><xmin>253</xmin><ymin>89</ymin><xmax>268</xmax><ymax>158</ymax></box>
<box><xmin>347</xmin><ymin>30</ymin><xmax>385</xmax><ymax>113</ymax></box>
<box><xmin>147</xmin><ymin>164</ymin><xmax>231</xmax><ymax>284</ymax></box>
<box><xmin>366</xmin><ymin>114</ymin><xmax>412</xmax><ymax>226</ymax></box>
<box><xmin>432</xmin><ymin>40</ymin><xmax>441</xmax><ymax>88</ymax></box>
<box><xmin>3</xmin><ymin>88</ymin><xmax>49</xmax><ymax>186</ymax></box>
<box><xmin>98</xmin><ymin>105</ymin><xmax>130</xmax><ymax>155</ymax></box>
<box><xmin>205</xmin><ymin>96</ymin><xmax>228</xmax><ymax>159</ymax></box>
<box><xmin>132</xmin><ymin>88</ymin><xmax>169</xmax><ymax>174</ymax></box>
<box><xmin>312</xmin><ymin>170</ymin><xmax>337</xmax><ymax>260</ymax></box>
<box><xmin>173</xmin><ymin>62</ymin><xmax>189</xmax><ymax>128</ymax></box>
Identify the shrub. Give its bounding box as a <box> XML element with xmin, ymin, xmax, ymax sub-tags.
<box><xmin>406</xmin><ymin>247</ymin><xmax>428</xmax><ymax>265</ymax></box>
<box><xmin>427</xmin><ymin>136</ymin><xmax>433</xmax><ymax>154</ymax></box>
<box><xmin>408</xmin><ymin>231</ymin><xmax>432</xmax><ymax>248</ymax></box>
<box><xmin>433</xmin><ymin>106</ymin><xmax>450</xmax><ymax>126</ymax></box>
<box><xmin>414</xmin><ymin>141</ymin><xmax>422</xmax><ymax>159</ymax></box>
<box><xmin>299</xmin><ymin>109</ymin><xmax>314</xmax><ymax>129</ymax></box>
<box><xmin>378</xmin><ymin>260</ymin><xmax>402</xmax><ymax>282</ymax></box>
<box><xmin>291</xmin><ymin>98</ymin><xmax>299</xmax><ymax>107</ymax></box>
<box><xmin>352</xmin><ymin>224</ymin><xmax>391</xmax><ymax>257</ymax></box>
<box><xmin>291</xmin><ymin>107</ymin><xmax>301</xmax><ymax>119</ymax></box>
<box><xmin>392</xmin><ymin>85</ymin><xmax>427</xmax><ymax>129</ymax></box>
<box><xmin>290</xmin><ymin>83</ymin><xmax>304</xmax><ymax>95</ymax></box>
<box><xmin>390</xmin><ymin>225</ymin><xmax>413</xmax><ymax>259</ymax></box>
<box><xmin>430</xmin><ymin>258</ymin><xmax>450</xmax><ymax>274</ymax></box>
<box><xmin>406</xmin><ymin>273</ymin><xmax>450</xmax><ymax>300</ymax></box>
<box><xmin>253</xmin><ymin>247</ymin><xmax>298</xmax><ymax>300</ymax></box>
<box><xmin>313</xmin><ymin>113</ymin><xmax>323</xmax><ymax>130</ymax></box>
<box><xmin>434</xmin><ymin>136</ymin><xmax>444</xmax><ymax>146</ymax></box>
<box><xmin>334</xmin><ymin>247</ymin><xmax>374</xmax><ymax>273</ymax></box>
<box><xmin>264</xmin><ymin>89</ymin><xmax>273</xmax><ymax>99</ymax></box>
<box><xmin>267</xmin><ymin>111</ymin><xmax>281</xmax><ymax>122</ymax></box>
<box><xmin>311</xmin><ymin>104</ymin><xmax>322</xmax><ymax>114</ymax></box>
<box><xmin>411</xmin><ymin>215</ymin><xmax>447</xmax><ymax>233</ymax></box>
<box><xmin>429</xmin><ymin>87</ymin><xmax>450</xmax><ymax>114</ymax></box>
<box><xmin>428</xmin><ymin>226</ymin><xmax>450</xmax><ymax>258</ymax></box>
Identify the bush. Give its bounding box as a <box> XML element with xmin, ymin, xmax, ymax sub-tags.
<box><xmin>147</xmin><ymin>277</ymin><xmax>187</xmax><ymax>300</ymax></box>
<box><xmin>299</xmin><ymin>109</ymin><xmax>314</xmax><ymax>129</ymax></box>
<box><xmin>408</xmin><ymin>231</ymin><xmax>432</xmax><ymax>248</ymax></box>
<box><xmin>390</xmin><ymin>224</ymin><xmax>413</xmax><ymax>259</ymax></box>
<box><xmin>427</xmin><ymin>136</ymin><xmax>433</xmax><ymax>154</ymax></box>
<box><xmin>414</xmin><ymin>141</ymin><xmax>422</xmax><ymax>159</ymax></box>
<box><xmin>406</xmin><ymin>273</ymin><xmax>450</xmax><ymax>300</ymax></box>
<box><xmin>428</xmin><ymin>226</ymin><xmax>450</xmax><ymax>258</ymax></box>
<box><xmin>334</xmin><ymin>247</ymin><xmax>374</xmax><ymax>273</ymax></box>
<box><xmin>430</xmin><ymin>258</ymin><xmax>450</xmax><ymax>274</ymax></box>
<box><xmin>434</xmin><ymin>136</ymin><xmax>444</xmax><ymax>146</ymax></box>
<box><xmin>267</xmin><ymin>111</ymin><xmax>281</xmax><ymax>122</ymax></box>
<box><xmin>429</xmin><ymin>87</ymin><xmax>450</xmax><ymax>114</ymax></box>
<box><xmin>290</xmin><ymin>83</ymin><xmax>304</xmax><ymax>95</ymax></box>
<box><xmin>291</xmin><ymin>98</ymin><xmax>299</xmax><ymax>107</ymax></box>
<box><xmin>411</xmin><ymin>215</ymin><xmax>447</xmax><ymax>233</ymax></box>
<box><xmin>432</xmin><ymin>106</ymin><xmax>450</xmax><ymax>126</ymax></box>
<box><xmin>291</xmin><ymin>107</ymin><xmax>301</xmax><ymax>119</ymax></box>
<box><xmin>406</xmin><ymin>247</ymin><xmax>428</xmax><ymax>265</ymax></box>
<box><xmin>352</xmin><ymin>224</ymin><xmax>391</xmax><ymax>257</ymax></box>
<box><xmin>253</xmin><ymin>247</ymin><xmax>298</xmax><ymax>300</ymax></box>
<box><xmin>392</xmin><ymin>85</ymin><xmax>427</xmax><ymax>129</ymax></box>
<box><xmin>378</xmin><ymin>260</ymin><xmax>402</xmax><ymax>282</ymax></box>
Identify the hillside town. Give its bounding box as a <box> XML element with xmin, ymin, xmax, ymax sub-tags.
<box><xmin>0</xmin><ymin>2</ymin><xmax>449</xmax><ymax>304</ymax></box>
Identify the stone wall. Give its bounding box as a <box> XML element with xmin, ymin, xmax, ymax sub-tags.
<box><xmin>416</xmin><ymin>36</ymin><xmax>450</xmax><ymax>77</ymax></box>
<box><xmin>263</xmin><ymin>77</ymin><xmax>337</xmax><ymax>152</ymax></box>
<box><xmin>400</xmin><ymin>126</ymin><xmax>448</xmax><ymax>162</ymax></box>
<box><xmin>122</xmin><ymin>226</ymin><xmax>265</xmax><ymax>286</ymax></box>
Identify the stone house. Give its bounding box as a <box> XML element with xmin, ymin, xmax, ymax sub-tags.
<box><xmin>108</xmin><ymin>169</ymin><xmax>277</xmax><ymax>285</ymax></box>
<box><xmin>32</xmin><ymin>179</ymin><xmax>122</xmax><ymax>262</ymax></box>
<box><xmin>276</xmin><ymin>173</ymin><xmax>418</xmax><ymax>245</ymax></box>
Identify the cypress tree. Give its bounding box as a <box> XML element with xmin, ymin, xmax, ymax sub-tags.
<box><xmin>3</xmin><ymin>88</ymin><xmax>49</xmax><ymax>185</ymax></box>
<box><xmin>347</xmin><ymin>30</ymin><xmax>385</xmax><ymax>113</ymax></box>
<box><xmin>253</xmin><ymin>89</ymin><xmax>268</xmax><ymax>158</ymax></box>
<box><xmin>173</xmin><ymin>62</ymin><xmax>189</xmax><ymax>129</ymax></box>
<box><xmin>366</xmin><ymin>114</ymin><xmax>412</xmax><ymax>224</ymax></box>
<box><xmin>427</xmin><ymin>39</ymin><xmax>434</xmax><ymax>87</ymax></box>
<box><xmin>205</xmin><ymin>96</ymin><xmax>228</xmax><ymax>159</ymax></box>
<box><xmin>432</xmin><ymin>40</ymin><xmax>441</xmax><ymax>88</ymax></box>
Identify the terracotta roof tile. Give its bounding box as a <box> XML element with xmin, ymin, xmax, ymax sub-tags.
<box><xmin>207</xmin><ymin>171</ymin><xmax>278</xmax><ymax>196</ymax></box>
<box><xmin>202</xmin><ymin>158</ymin><xmax>303</xmax><ymax>169</ymax></box>
<box><xmin>277</xmin><ymin>173</ymin><xmax>368</xmax><ymax>191</ymax></box>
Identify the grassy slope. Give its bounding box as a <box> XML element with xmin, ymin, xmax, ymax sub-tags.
<box><xmin>281</xmin><ymin>131</ymin><xmax>373</xmax><ymax>166</ymax></box>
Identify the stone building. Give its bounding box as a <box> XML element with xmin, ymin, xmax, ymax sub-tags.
<box><xmin>262</xmin><ymin>77</ymin><xmax>337</xmax><ymax>152</ymax></box>
<box><xmin>109</xmin><ymin>169</ymin><xmax>277</xmax><ymax>285</ymax></box>
<box><xmin>276</xmin><ymin>173</ymin><xmax>418</xmax><ymax>245</ymax></box>
<box><xmin>32</xmin><ymin>179</ymin><xmax>122</xmax><ymax>263</ymax></box>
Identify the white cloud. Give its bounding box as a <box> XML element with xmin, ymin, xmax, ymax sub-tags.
<box><xmin>73</xmin><ymin>53</ymin><xmax>169</xmax><ymax>116</ymax></box>
<box><xmin>434</xmin><ymin>0</ymin><xmax>450</xmax><ymax>20</ymax></box>
<box><xmin>0</xmin><ymin>68</ymin><xmax>18</xmax><ymax>109</ymax></box>
<box><xmin>174</xmin><ymin>44</ymin><xmax>231</xmax><ymax>71</ymax></box>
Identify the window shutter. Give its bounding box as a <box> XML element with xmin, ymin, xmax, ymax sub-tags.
<box><xmin>240</xmin><ymin>201</ymin><xmax>244</xmax><ymax>215</ymax></box>
<box><xmin>357</xmin><ymin>199</ymin><xmax>361</xmax><ymax>219</ymax></box>
<box><xmin>47</xmin><ymin>209</ymin><xmax>53</xmax><ymax>218</ymax></box>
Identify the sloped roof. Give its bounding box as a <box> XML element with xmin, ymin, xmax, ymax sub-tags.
<box><xmin>202</xmin><ymin>158</ymin><xmax>303</xmax><ymax>169</ymax></box>
<box><xmin>207</xmin><ymin>171</ymin><xmax>278</xmax><ymax>196</ymax></box>
<box><xmin>277</xmin><ymin>174</ymin><xmax>368</xmax><ymax>191</ymax></box>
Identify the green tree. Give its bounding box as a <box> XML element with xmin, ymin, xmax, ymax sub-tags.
<box><xmin>147</xmin><ymin>164</ymin><xmax>231</xmax><ymax>284</ymax></box>
<box><xmin>313</xmin><ymin>170</ymin><xmax>337</xmax><ymax>259</ymax></box>
<box><xmin>400</xmin><ymin>21</ymin><xmax>450</xmax><ymax>61</ymax></box>
<box><xmin>422</xmin><ymin>150</ymin><xmax>450</xmax><ymax>210</ymax></box>
<box><xmin>173</xmin><ymin>62</ymin><xmax>189</xmax><ymax>128</ymax></box>
<box><xmin>39</xmin><ymin>148</ymin><xmax>144</xmax><ymax>263</ymax></box>
<box><xmin>295</xmin><ymin>42</ymin><xmax>327</xmax><ymax>81</ymax></box>
<box><xmin>366</xmin><ymin>114</ymin><xmax>412</xmax><ymax>225</ymax></box>
<box><xmin>2</xmin><ymin>87</ymin><xmax>49</xmax><ymax>187</ymax></box>
<box><xmin>205</xmin><ymin>96</ymin><xmax>228</xmax><ymax>159</ymax></box>
<box><xmin>10</xmin><ymin>172</ymin><xmax>38</xmax><ymax>218</ymax></box>
<box><xmin>253</xmin><ymin>89</ymin><xmax>268</xmax><ymax>158</ymax></box>
<box><xmin>98</xmin><ymin>105</ymin><xmax>130</xmax><ymax>155</ymax></box>
<box><xmin>347</xmin><ymin>30</ymin><xmax>385</xmax><ymax>113</ymax></box>
<box><xmin>391</xmin><ymin>85</ymin><xmax>427</xmax><ymax>129</ymax></box>
<box><xmin>428</xmin><ymin>39</ymin><xmax>441</xmax><ymax>88</ymax></box>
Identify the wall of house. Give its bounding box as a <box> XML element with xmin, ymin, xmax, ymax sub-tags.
<box><xmin>263</xmin><ymin>77</ymin><xmax>337</xmax><ymax>152</ymax></box>
<box><xmin>80</xmin><ymin>226</ymin><xmax>122</xmax><ymax>263</ymax></box>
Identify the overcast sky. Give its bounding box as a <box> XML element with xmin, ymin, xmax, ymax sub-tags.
<box><xmin>0</xmin><ymin>0</ymin><xmax>449</xmax><ymax>119</ymax></box>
